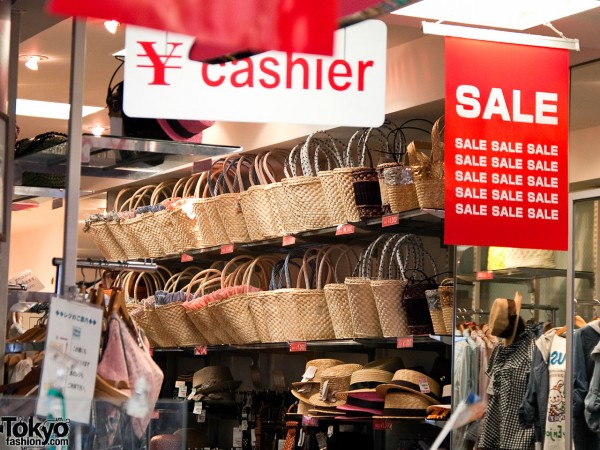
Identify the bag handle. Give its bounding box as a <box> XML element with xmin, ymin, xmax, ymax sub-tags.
<box><xmin>431</xmin><ymin>115</ymin><xmax>444</xmax><ymax>164</ymax></box>
<box><xmin>300</xmin><ymin>131</ymin><xmax>343</xmax><ymax>176</ymax></box>
<box><xmin>150</xmin><ymin>179</ymin><xmax>178</xmax><ymax>205</ymax></box>
<box><xmin>184</xmin><ymin>268</ymin><xmax>223</xmax><ymax>300</ymax></box>
<box><xmin>261</xmin><ymin>149</ymin><xmax>289</xmax><ymax>183</ymax></box>
<box><xmin>284</xmin><ymin>143</ymin><xmax>304</xmax><ymax>178</ymax></box>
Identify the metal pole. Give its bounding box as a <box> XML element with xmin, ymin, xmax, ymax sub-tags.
<box><xmin>565</xmin><ymin>193</ymin><xmax>575</xmax><ymax>449</ymax></box>
<box><xmin>60</xmin><ymin>18</ymin><xmax>87</xmax><ymax>298</ymax></box>
<box><xmin>0</xmin><ymin>6</ymin><xmax>22</xmax><ymax>384</ymax></box>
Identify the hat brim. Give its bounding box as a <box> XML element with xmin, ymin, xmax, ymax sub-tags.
<box><xmin>308</xmin><ymin>408</ymin><xmax>345</xmax><ymax>417</ymax></box>
<box><xmin>336</xmin><ymin>403</ymin><xmax>384</xmax><ymax>415</ymax></box>
<box><xmin>194</xmin><ymin>380</ymin><xmax>241</xmax><ymax>394</ymax></box>
<box><xmin>426</xmin><ymin>404</ymin><xmax>452</xmax><ymax>414</ymax></box>
<box><xmin>291</xmin><ymin>384</ymin><xmax>319</xmax><ymax>403</ymax></box>
<box><xmin>375</xmin><ymin>383</ymin><xmax>438</xmax><ymax>405</ymax></box>
<box><xmin>157</xmin><ymin>119</ymin><xmax>213</xmax><ymax>143</ymax></box>
<box><xmin>308</xmin><ymin>393</ymin><xmax>347</xmax><ymax>408</ymax></box>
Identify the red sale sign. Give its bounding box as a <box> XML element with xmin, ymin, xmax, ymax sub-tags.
<box><xmin>444</xmin><ymin>37</ymin><xmax>569</xmax><ymax>251</ymax></box>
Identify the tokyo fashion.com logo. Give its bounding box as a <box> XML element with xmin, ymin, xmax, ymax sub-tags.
<box><xmin>0</xmin><ymin>416</ymin><xmax>70</xmax><ymax>448</ymax></box>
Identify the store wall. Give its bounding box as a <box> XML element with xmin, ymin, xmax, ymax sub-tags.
<box><xmin>9</xmin><ymin>200</ymin><xmax>64</xmax><ymax>292</ymax></box>
<box><xmin>570</xmin><ymin>124</ymin><xmax>600</xmax><ymax>185</ymax></box>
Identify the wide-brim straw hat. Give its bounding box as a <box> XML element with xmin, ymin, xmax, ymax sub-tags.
<box><xmin>336</xmin><ymin>392</ymin><xmax>385</xmax><ymax>415</ymax></box>
<box><xmin>373</xmin><ymin>391</ymin><xmax>432</xmax><ymax>419</ymax></box>
<box><xmin>290</xmin><ymin>359</ymin><xmax>344</xmax><ymax>389</ymax></box>
<box><xmin>308</xmin><ymin>363</ymin><xmax>363</xmax><ymax>407</ymax></box>
<box><xmin>335</xmin><ymin>369</ymin><xmax>393</xmax><ymax>399</ymax></box>
<box><xmin>308</xmin><ymin>406</ymin><xmax>346</xmax><ymax>417</ymax></box>
<box><xmin>489</xmin><ymin>292</ymin><xmax>523</xmax><ymax>346</ymax></box>
<box><xmin>426</xmin><ymin>384</ymin><xmax>452</xmax><ymax>414</ymax></box>
<box><xmin>375</xmin><ymin>369</ymin><xmax>441</xmax><ymax>405</ymax></box>
<box><xmin>193</xmin><ymin>366</ymin><xmax>242</xmax><ymax>394</ymax></box>
<box><xmin>291</xmin><ymin>382</ymin><xmax>319</xmax><ymax>404</ymax></box>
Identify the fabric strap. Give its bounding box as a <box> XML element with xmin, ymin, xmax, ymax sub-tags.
<box><xmin>283</xmin><ymin>421</ymin><xmax>298</xmax><ymax>450</ymax></box>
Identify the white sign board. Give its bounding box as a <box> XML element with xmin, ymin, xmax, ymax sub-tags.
<box><xmin>9</xmin><ymin>269</ymin><xmax>44</xmax><ymax>291</ymax></box>
<box><xmin>36</xmin><ymin>297</ymin><xmax>103</xmax><ymax>424</ymax></box>
<box><xmin>124</xmin><ymin>20</ymin><xmax>387</xmax><ymax>127</ymax></box>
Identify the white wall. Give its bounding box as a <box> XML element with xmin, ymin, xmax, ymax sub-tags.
<box><xmin>569</xmin><ymin>124</ymin><xmax>600</xmax><ymax>185</ymax></box>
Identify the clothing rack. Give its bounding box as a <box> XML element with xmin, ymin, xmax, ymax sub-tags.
<box><xmin>458</xmin><ymin>303</ymin><xmax>559</xmax><ymax>325</ymax></box>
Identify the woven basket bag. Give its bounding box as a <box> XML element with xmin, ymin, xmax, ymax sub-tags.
<box><xmin>407</xmin><ymin>116</ymin><xmax>445</xmax><ymax>210</ymax></box>
<box><xmin>106</xmin><ymin>188</ymin><xmax>148</xmax><ymax>260</ymax></box>
<box><xmin>190</xmin><ymin>171</ymin><xmax>219</xmax><ymax>249</ymax></box>
<box><xmin>148</xmin><ymin>179</ymin><xmax>181</xmax><ymax>256</ymax></box>
<box><xmin>438</xmin><ymin>278</ymin><xmax>454</xmax><ymax>334</ymax></box>
<box><xmin>202</xmin><ymin>159</ymin><xmax>233</xmax><ymax>245</ymax></box>
<box><xmin>320</xmin><ymin>245</ymin><xmax>357</xmax><ymax>339</ymax></box>
<box><xmin>371</xmin><ymin>234</ymin><xmax>411</xmax><ymax>338</ymax></box>
<box><xmin>84</xmin><ymin>216</ymin><xmax>127</xmax><ymax>261</ymax></box>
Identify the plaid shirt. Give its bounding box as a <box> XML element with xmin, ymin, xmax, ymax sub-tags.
<box><xmin>478</xmin><ymin>324</ymin><xmax>537</xmax><ymax>450</ymax></box>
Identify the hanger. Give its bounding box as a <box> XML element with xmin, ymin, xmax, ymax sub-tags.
<box><xmin>107</xmin><ymin>286</ymin><xmax>137</xmax><ymax>336</ymax></box>
<box><xmin>555</xmin><ymin>315</ymin><xmax>587</xmax><ymax>336</ymax></box>
<box><xmin>0</xmin><ymin>366</ymin><xmax>41</xmax><ymax>395</ymax></box>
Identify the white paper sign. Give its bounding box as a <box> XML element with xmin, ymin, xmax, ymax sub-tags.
<box><xmin>9</xmin><ymin>269</ymin><xmax>44</xmax><ymax>291</ymax></box>
<box><xmin>124</xmin><ymin>20</ymin><xmax>387</xmax><ymax>127</ymax></box>
<box><xmin>36</xmin><ymin>297</ymin><xmax>103</xmax><ymax>424</ymax></box>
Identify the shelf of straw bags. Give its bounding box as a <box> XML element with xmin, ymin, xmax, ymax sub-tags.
<box><xmin>152</xmin><ymin>335</ymin><xmax>454</xmax><ymax>355</ymax></box>
<box><xmin>161</xmin><ymin>208</ymin><xmax>445</xmax><ymax>264</ymax></box>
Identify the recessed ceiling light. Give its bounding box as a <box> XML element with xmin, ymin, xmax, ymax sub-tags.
<box><xmin>89</xmin><ymin>125</ymin><xmax>107</xmax><ymax>136</ymax></box>
<box><xmin>392</xmin><ymin>0</ymin><xmax>600</xmax><ymax>30</ymax></box>
<box><xmin>16</xmin><ymin>99</ymin><xmax>104</xmax><ymax>120</ymax></box>
<box><xmin>19</xmin><ymin>55</ymin><xmax>49</xmax><ymax>71</ymax></box>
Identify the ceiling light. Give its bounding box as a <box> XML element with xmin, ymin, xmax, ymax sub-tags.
<box><xmin>89</xmin><ymin>125</ymin><xmax>107</xmax><ymax>136</ymax></box>
<box><xmin>393</xmin><ymin>0</ymin><xmax>600</xmax><ymax>30</ymax></box>
<box><xmin>20</xmin><ymin>55</ymin><xmax>49</xmax><ymax>71</ymax></box>
<box><xmin>104</xmin><ymin>20</ymin><xmax>120</xmax><ymax>34</ymax></box>
<box><xmin>16</xmin><ymin>99</ymin><xmax>104</xmax><ymax>120</ymax></box>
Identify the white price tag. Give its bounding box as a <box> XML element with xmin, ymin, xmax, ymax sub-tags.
<box><xmin>187</xmin><ymin>387</ymin><xmax>197</xmax><ymax>400</ymax></box>
<box><xmin>178</xmin><ymin>385</ymin><xmax>188</xmax><ymax>398</ymax></box>
<box><xmin>241</xmin><ymin>420</ymin><xmax>248</xmax><ymax>431</ymax></box>
<box><xmin>419</xmin><ymin>378</ymin><xmax>430</xmax><ymax>394</ymax></box>
<box><xmin>233</xmin><ymin>427</ymin><xmax>243</xmax><ymax>447</ymax></box>
<box><xmin>193</xmin><ymin>401</ymin><xmax>203</xmax><ymax>414</ymax></box>
<box><xmin>301</xmin><ymin>366</ymin><xmax>318</xmax><ymax>382</ymax></box>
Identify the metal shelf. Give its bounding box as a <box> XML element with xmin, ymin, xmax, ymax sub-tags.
<box><xmin>14</xmin><ymin>134</ymin><xmax>242</xmax><ymax>182</ymax></box>
<box><xmin>457</xmin><ymin>267</ymin><xmax>594</xmax><ymax>284</ymax></box>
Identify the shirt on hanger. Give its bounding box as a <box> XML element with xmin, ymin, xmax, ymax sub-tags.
<box><xmin>543</xmin><ymin>333</ymin><xmax>566</xmax><ymax>449</ymax></box>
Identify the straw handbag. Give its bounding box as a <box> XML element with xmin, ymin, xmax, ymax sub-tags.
<box><xmin>84</xmin><ymin>214</ymin><xmax>127</xmax><ymax>261</ymax></box>
<box><xmin>148</xmin><ymin>179</ymin><xmax>181</xmax><ymax>256</ymax></box>
<box><xmin>189</xmin><ymin>171</ymin><xmax>219</xmax><ymax>249</ymax></box>
<box><xmin>438</xmin><ymin>278</ymin><xmax>454</xmax><ymax>333</ymax></box>
<box><xmin>351</xmin><ymin>128</ymin><xmax>385</xmax><ymax>220</ymax></box>
<box><xmin>320</xmin><ymin>245</ymin><xmax>357</xmax><ymax>339</ymax></box>
<box><xmin>396</xmin><ymin>234</ymin><xmax>438</xmax><ymax>335</ymax></box>
<box><xmin>164</xmin><ymin>175</ymin><xmax>204</xmax><ymax>252</ymax></box>
<box><xmin>346</xmin><ymin>235</ymin><xmax>399</xmax><ymax>338</ymax></box>
<box><xmin>213</xmin><ymin>155</ymin><xmax>252</xmax><ymax>243</ymax></box>
<box><xmin>283</xmin><ymin>132</ymin><xmax>341</xmax><ymax>232</ymax></box>
<box><xmin>105</xmin><ymin>187</ymin><xmax>149</xmax><ymax>260</ymax></box>
<box><xmin>370</xmin><ymin>234</ymin><xmax>411</xmax><ymax>338</ymax></box>
<box><xmin>202</xmin><ymin>159</ymin><xmax>234</xmax><ymax>245</ymax></box>
<box><xmin>210</xmin><ymin>255</ymin><xmax>274</xmax><ymax>344</ymax></box>
<box><xmin>407</xmin><ymin>116</ymin><xmax>445</xmax><ymax>210</ymax></box>
<box><xmin>155</xmin><ymin>268</ymin><xmax>221</xmax><ymax>347</ymax></box>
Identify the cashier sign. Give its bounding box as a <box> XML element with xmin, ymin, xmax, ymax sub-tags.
<box><xmin>444</xmin><ymin>37</ymin><xmax>569</xmax><ymax>251</ymax></box>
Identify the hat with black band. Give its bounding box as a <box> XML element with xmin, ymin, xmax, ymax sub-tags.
<box><xmin>375</xmin><ymin>369</ymin><xmax>441</xmax><ymax>405</ymax></box>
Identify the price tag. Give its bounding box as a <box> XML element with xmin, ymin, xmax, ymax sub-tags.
<box><xmin>335</xmin><ymin>224</ymin><xmax>355</xmax><ymax>235</ymax></box>
<box><xmin>194</xmin><ymin>346</ymin><xmax>208</xmax><ymax>356</ymax></box>
<box><xmin>289</xmin><ymin>341</ymin><xmax>307</xmax><ymax>352</ymax></box>
<box><xmin>241</xmin><ymin>420</ymin><xmax>249</xmax><ymax>431</ymax></box>
<box><xmin>419</xmin><ymin>377</ymin><xmax>431</xmax><ymax>394</ymax></box>
<box><xmin>175</xmin><ymin>380</ymin><xmax>185</xmax><ymax>389</ymax></box>
<box><xmin>193</xmin><ymin>401</ymin><xmax>203</xmax><ymax>414</ymax></box>
<box><xmin>302</xmin><ymin>415</ymin><xmax>319</xmax><ymax>427</ymax></box>
<box><xmin>220</xmin><ymin>244</ymin><xmax>235</xmax><ymax>254</ymax></box>
<box><xmin>382</xmin><ymin>214</ymin><xmax>400</xmax><ymax>227</ymax></box>
<box><xmin>197</xmin><ymin>410</ymin><xmax>206</xmax><ymax>423</ymax></box>
<box><xmin>397</xmin><ymin>336</ymin><xmax>414</xmax><ymax>348</ymax></box>
<box><xmin>282</xmin><ymin>235</ymin><xmax>296</xmax><ymax>246</ymax></box>
<box><xmin>373</xmin><ymin>419</ymin><xmax>393</xmax><ymax>430</ymax></box>
<box><xmin>192</xmin><ymin>158</ymin><xmax>213</xmax><ymax>174</ymax></box>
<box><xmin>181</xmin><ymin>253</ymin><xmax>194</xmax><ymax>263</ymax></box>
<box><xmin>187</xmin><ymin>388</ymin><xmax>197</xmax><ymax>400</ymax></box>
<box><xmin>178</xmin><ymin>385</ymin><xmax>188</xmax><ymax>398</ymax></box>
<box><xmin>233</xmin><ymin>427</ymin><xmax>243</xmax><ymax>447</ymax></box>
<box><xmin>476</xmin><ymin>271</ymin><xmax>494</xmax><ymax>280</ymax></box>
<box><xmin>151</xmin><ymin>410</ymin><xmax>160</xmax><ymax>420</ymax></box>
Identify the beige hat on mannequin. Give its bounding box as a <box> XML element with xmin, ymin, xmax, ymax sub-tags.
<box><xmin>489</xmin><ymin>292</ymin><xmax>523</xmax><ymax>346</ymax></box>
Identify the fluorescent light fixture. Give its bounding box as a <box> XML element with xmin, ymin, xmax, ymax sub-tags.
<box><xmin>422</xmin><ymin>21</ymin><xmax>580</xmax><ymax>50</ymax></box>
<box><xmin>16</xmin><ymin>99</ymin><xmax>104</xmax><ymax>120</ymax></box>
<box><xmin>393</xmin><ymin>0</ymin><xmax>599</xmax><ymax>30</ymax></box>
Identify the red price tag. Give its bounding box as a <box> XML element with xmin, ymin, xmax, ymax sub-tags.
<box><xmin>289</xmin><ymin>341</ymin><xmax>307</xmax><ymax>352</ymax></box>
<box><xmin>335</xmin><ymin>224</ymin><xmax>355</xmax><ymax>236</ymax></box>
<box><xmin>194</xmin><ymin>346</ymin><xmax>208</xmax><ymax>356</ymax></box>
<box><xmin>476</xmin><ymin>271</ymin><xmax>494</xmax><ymax>280</ymax></box>
<box><xmin>220</xmin><ymin>244</ymin><xmax>234</xmax><ymax>254</ymax></box>
<box><xmin>181</xmin><ymin>253</ymin><xmax>194</xmax><ymax>263</ymax></box>
<box><xmin>397</xmin><ymin>336</ymin><xmax>414</xmax><ymax>348</ymax></box>
<box><xmin>302</xmin><ymin>415</ymin><xmax>319</xmax><ymax>427</ymax></box>
<box><xmin>373</xmin><ymin>419</ymin><xmax>393</xmax><ymax>430</ymax></box>
<box><xmin>382</xmin><ymin>214</ymin><xmax>400</xmax><ymax>227</ymax></box>
<box><xmin>282</xmin><ymin>235</ymin><xmax>296</xmax><ymax>246</ymax></box>
<box><xmin>151</xmin><ymin>410</ymin><xmax>160</xmax><ymax>420</ymax></box>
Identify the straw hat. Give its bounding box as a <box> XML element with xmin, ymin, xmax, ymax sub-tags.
<box><xmin>193</xmin><ymin>366</ymin><xmax>241</xmax><ymax>394</ymax></box>
<box><xmin>308</xmin><ymin>406</ymin><xmax>346</xmax><ymax>417</ymax></box>
<box><xmin>291</xmin><ymin>359</ymin><xmax>343</xmax><ymax>402</ymax></box>
<box><xmin>364</xmin><ymin>357</ymin><xmax>405</xmax><ymax>372</ymax></box>
<box><xmin>489</xmin><ymin>292</ymin><xmax>522</xmax><ymax>346</ymax></box>
<box><xmin>308</xmin><ymin>363</ymin><xmax>363</xmax><ymax>407</ymax></box>
<box><xmin>335</xmin><ymin>369</ymin><xmax>393</xmax><ymax>399</ymax></box>
<box><xmin>426</xmin><ymin>384</ymin><xmax>452</xmax><ymax>414</ymax></box>
<box><xmin>336</xmin><ymin>391</ymin><xmax>385</xmax><ymax>415</ymax></box>
<box><xmin>373</xmin><ymin>391</ymin><xmax>431</xmax><ymax>419</ymax></box>
<box><xmin>375</xmin><ymin>369</ymin><xmax>441</xmax><ymax>405</ymax></box>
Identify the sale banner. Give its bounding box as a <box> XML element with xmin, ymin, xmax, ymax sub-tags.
<box><xmin>444</xmin><ymin>37</ymin><xmax>569</xmax><ymax>251</ymax></box>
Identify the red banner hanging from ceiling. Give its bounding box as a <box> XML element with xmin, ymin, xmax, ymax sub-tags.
<box><xmin>443</xmin><ymin>37</ymin><xmax>569</xmax><ymax>251</ymax></box>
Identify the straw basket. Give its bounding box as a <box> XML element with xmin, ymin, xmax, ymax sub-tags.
<box><xmin>407</xmin><ymin>116</ymin><xmax>445</xmax><ymax>210</ymax></box>
<box><xmin>426</xmin><ymin>289</ymin><xmax>447</xmax><ymax>335</ymax></box>
<box><xmin>85</xmin><ymin>218</ymin><xmax>127</xmax><ymax>261</ymax></box>
<box><xmin>213</xmin><ymin>156</ymin><xmax>251</xmax><ymax>243</ymax></box>
<box><xmin>384</xmin><ymin>164</ymin><xmax>420</xmax><ymax>213</ymax></box>
<box><xmin>438</xmin><ymin>279</ymin><xmax>454</xmax><ymax>333</ymax></box>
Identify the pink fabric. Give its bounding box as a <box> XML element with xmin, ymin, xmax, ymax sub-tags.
<box><xmin>182</xmin><ymin>285</ymin><xmax>261</xmax><ymax>311</ymax></box>
<box><xmin>97</xmin><ymin>315</ymin><xmax>164</xmax><ymax>438</ymax></box>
